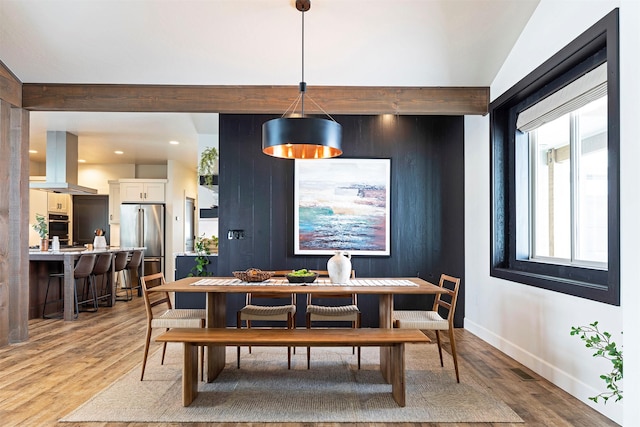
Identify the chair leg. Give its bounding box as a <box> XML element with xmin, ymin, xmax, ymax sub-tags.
<box><xmin>140</xmin><ymin>326</ymin><xmax>152</xmax><ymax>380</ymax></box>
<box><xmin>306</xmin><ymin>313</ymin><xmax>311</xmax><ymax>369</ymax></box>
<box><xmin>448</xmin><ymin>327</ymin><xmax>460</xmax><ymax>383</ymax></box>
<box><xmin>161</xmin><ymin>328</ymin><xmax>169</xmax><ymax>365</ymax></box>
<box><xmin>435</xmin><ymin>330</ymin><xmax>444</xmax><ymax>367</ymax></box>
<box><xmin>287</xmin><ymin>314</ymin><xmax>293</xmax><ymax>370</ymax></box>
<box><xmin>236</xmin><ymin>312</ymin><xmax>242</xmax><ymax>369</ymax></box>
<box><xmin>356</xmin><ymin>314</ymin><xmax>361</xmax><ymax>369</ymax></box>
<box><xmin>200</xmin><ymin>345</ymin><xmax>205</xmax><ymax>381</ymax></box>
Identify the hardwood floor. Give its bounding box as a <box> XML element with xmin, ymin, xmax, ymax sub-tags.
<box><xmin>0</xmin><ymin>296</ymin><xmax>618</xmax><ymax>427</ymax></box>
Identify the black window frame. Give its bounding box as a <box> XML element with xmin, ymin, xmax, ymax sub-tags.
<box><xmin>489</xmin><ymin>8</ymin><xmax>620</xmax><ymax>305</ymax></box>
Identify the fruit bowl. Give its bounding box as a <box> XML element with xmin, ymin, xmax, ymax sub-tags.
<box><xmin>286</xmin><ymin>270</ymin><xmax>318</xmax><ymax>283</ymax></box>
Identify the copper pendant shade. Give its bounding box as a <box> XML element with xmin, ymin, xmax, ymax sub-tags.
<box><xmin>262</xmin><ymin>0</ymin><xmax>342</xmax><ymax>159</ymax></box>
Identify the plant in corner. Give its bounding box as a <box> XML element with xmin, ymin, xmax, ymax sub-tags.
<box><xmin>198</xmin><ymin>146</ymin><xmax>219</xmax><ymax>190</ymax></box>
<box><xmin>189</xmin><ymin>234</ymin><xmax>212</xmax><ymax>277</ymax></box>
<box><xmin>570</xmin><ymin>321</ymin><xmax>623</xmax><ymax>403</ymax></box>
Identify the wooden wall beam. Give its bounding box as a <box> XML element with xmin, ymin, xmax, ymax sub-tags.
<box><xmin>22</xmin><ymin>84</ymin><xmax>489</xmax><ymax>115</ymax></box>
<box><xmin>0</xmin><ymin>61</ymin><xmax>22</xmax><ymax>108</ymax></box>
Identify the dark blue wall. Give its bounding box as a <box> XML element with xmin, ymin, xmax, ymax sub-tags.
<box><xmin>215</xmin><ymin>114</ymin><xmax>465</xmax><ymax>327</ymax></box>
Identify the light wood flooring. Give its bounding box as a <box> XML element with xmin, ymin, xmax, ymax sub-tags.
<box><xmin>0</xmin><ymin>295</ymin><xmax>618</xmax><ymax>427</ymax></box>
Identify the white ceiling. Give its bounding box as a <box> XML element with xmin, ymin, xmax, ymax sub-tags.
<box><xmin>0</xmin><ymin>0</ymin><xmax>539</xmax><ymax>166</ymax></box>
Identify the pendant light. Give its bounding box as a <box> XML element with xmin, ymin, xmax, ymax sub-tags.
<box><xmin>262</xmin><ymin>0</ymin><xmax>342</xmax><ymax>159</ymax></box>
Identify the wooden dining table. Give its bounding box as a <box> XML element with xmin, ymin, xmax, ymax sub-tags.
<box><xmin>152</xmin><ymin>276</ymin><xmax>446</xmax><ymax>382</ymax></box>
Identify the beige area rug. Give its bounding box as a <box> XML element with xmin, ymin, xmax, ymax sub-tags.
<box><xmin>61</xmin><ymin>342</ymin><xmax>523</xmax><ymax>423</ymax></box>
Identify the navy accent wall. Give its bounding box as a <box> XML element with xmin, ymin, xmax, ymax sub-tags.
<box><xmin>217</xmin><ymin>114</ymin><xmax>465</xmax><ymax>327</ymax></box>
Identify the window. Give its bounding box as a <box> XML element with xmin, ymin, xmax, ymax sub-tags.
<box><xmin>489</xmin><ymin>9</ymin><xmax>619</xmax><ymax>305</ymax></box>
<box><xmin>529</xmin><ymin>95</ymin><xmax>608</xmax><ymax>267</ymax></box>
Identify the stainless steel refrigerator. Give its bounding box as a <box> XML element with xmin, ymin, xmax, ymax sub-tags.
<box><xmin>120</xmin><ymin>204</ymin><xmax>165</xmax><ymax>275</ymax></box>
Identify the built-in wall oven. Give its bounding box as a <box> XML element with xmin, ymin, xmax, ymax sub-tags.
<box><xmin>48</xmin><ymin>213</ymin><xmax>70</xmax><ymax>245</ymax></box>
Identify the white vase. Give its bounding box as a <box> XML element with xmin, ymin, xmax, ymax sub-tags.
<box><xmin>327</xmin><ymin>251</ymin><xmax>352</xmax><ymax>284</ymax></box>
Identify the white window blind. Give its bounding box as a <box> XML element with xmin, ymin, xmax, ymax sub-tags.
<box><xmin>516</xmin><ymin>63</ymin><xmax>607</xmax><ymax>132</ymax></box>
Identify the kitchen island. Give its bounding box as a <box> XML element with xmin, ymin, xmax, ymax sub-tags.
<box><xmin>29</xmin><ymin>247</ymin><xmax>145</xmax><ymax>320</ymax></box>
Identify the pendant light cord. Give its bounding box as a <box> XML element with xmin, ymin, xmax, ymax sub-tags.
<box><xmin>300</xmin><ymin>8</ymin><xmax>306</xmax><ymax>116</ymax></box>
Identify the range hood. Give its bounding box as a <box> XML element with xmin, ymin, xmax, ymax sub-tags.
<box><xmin>29</xmin><ymin>131</ymin><xmax>98</xmax><ymax>195</ymax></box>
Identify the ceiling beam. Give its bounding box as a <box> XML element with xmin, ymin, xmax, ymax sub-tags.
<box><xmin>22</xmin><ymin>84</ymin><xmax>489</xmax><ymax>115</ymax></box>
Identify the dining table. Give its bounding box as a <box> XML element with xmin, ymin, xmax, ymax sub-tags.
<box><xmin>151</xmin><ymin>276</ymin><xmax>446</xmax><ymax>383</ymax></box>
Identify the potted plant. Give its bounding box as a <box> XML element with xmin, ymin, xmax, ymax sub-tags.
<box><xmin>32</xmin><ymin>213</ymin><xmax>49</xmax><ymax>251</ymax></box>
<box><xmin>189</xmin><ymin>234</ymin><xmax>214</xmax><ymax>277</ymax></box>
<box><xmin>198</xmin><ymin>146</ymin><xmax>219</xmax><ymax>190</ymax></box>
<box><xmin>570</xmin><ymin>321</ymin><xmax>623</xmax><ymax>403</ymax></box>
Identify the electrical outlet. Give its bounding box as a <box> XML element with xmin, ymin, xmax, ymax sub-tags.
<box><xmin>227</xmin><ymin>229</ymin><xmax>245</xmax><ymax>239</ymax></box>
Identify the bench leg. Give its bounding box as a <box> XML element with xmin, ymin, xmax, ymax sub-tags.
<box><xmin>182</xmin><ymin>342</ymin><xmax>199</xmax><ymax>406</ymax></box>
<box><xmin>389</xmin><ymin>343</ymin><xmax>406</xmax><ymax>407</ymax></box>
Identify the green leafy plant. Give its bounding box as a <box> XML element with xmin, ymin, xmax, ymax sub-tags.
<box><xmin>570</xmin><ymin>321</ymin><xmax>623</xmax><ymax>404</ymax></box>
<box><xmin>198</xmin><ymin>146</ymin><xmax>219</xmax><ymax>190</ymax></box>
<box><xmin>32</xmin><ymin>213</ymin><xmax>48</xmax><ymax>239</ymax></box>
<box><xmin>189</xmin><ymin>234</ymin><xmax>213</xmax><ymax>277</ymax></box>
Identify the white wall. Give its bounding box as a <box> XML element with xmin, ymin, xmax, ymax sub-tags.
<box><xmin>464</xmin><ymin>1</ymin><xmax>638</xmax><ymax>424</ymax></box>
<box><xmin>78</xmin><ymin>164</ymin><xmax>136</xmax><ymax>194</ymax></box>
<box><xmin>165</xmin><ymin>159</ymin><xmax>198</xmax><ymax>282</ymax></box>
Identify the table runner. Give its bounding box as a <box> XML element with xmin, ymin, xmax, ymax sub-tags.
<box><xmin>191</xmin><ymin>278</ymin><xmax>418</xmax><ymax>287</ymax></box>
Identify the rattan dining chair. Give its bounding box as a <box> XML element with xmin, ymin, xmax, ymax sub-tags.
<box><xmin>392</xmin><ymin>273</ymin><xmax>461</xmax><ymax>382</ymax></box>
<box><xmin>236</xmin><ymin>270</ymin><xmax>296</xmax><ymax>369</ymax></box>
<box><xmin>305</xmin><ymin>270</ymin><xmax>360</xmax><ymax>369</ymax></box>
<box><xmin>140</xmin><ymin>272</ymin><xmax>207</xmax><ymax>381</ymax></box>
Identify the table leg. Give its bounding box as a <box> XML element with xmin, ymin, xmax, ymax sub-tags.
<box><xmin>205</xmin><ymin>292</ymin><xmax>226</xmax><ymax>382</ymax></box>
<box><xmin>63</xmin><ymin>255</ymin><xmax>75</xmax><ymax>321</ymax></box>
<box><xmin>379</xmin><ymin>293</ymin><xmax>393</xmax><ymax>381</ymax></box>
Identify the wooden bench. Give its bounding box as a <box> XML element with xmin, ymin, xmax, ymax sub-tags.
<box><xmin>156</xmin><ymin>327</ymin><xmax>429</xmax><ymax>407</ymax></box>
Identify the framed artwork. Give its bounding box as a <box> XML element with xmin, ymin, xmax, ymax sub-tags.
<box><xmin>294</xmin><ymin>158</ymin><xmax>391</xmax><ymax>256</ymax></box>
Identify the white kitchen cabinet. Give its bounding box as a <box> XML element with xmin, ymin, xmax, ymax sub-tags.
<box><xmin>119</xmin><ymin>180</ymin><xmax>166</xmax><ymax>203</ymax></box>
<box><xmin>108</xmin><ymin>181</ymin><xmax>121</xmax><ymax>224</ymax></box>
<box><xmin>47</xmin><ymin>193</ymin><xmax>70</xmax><ymax>214</ymax></box>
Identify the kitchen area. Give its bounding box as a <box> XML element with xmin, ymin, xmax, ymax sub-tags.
<box><xmin>28</xmin><ymin>118</ymin><xmax>220</xmax><ymax>320</ymax></box>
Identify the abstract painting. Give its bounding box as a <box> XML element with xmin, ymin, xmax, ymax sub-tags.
<box><xmin>294</xmin><ymin>158</ymin><xmax>390</xmax><ymax>255</ymax></box>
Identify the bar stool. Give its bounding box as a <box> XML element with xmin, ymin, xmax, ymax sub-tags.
<box><xmin>122</xmin><ymin>250</ymin><xmax>143</xmax><ymax>298</ymax></box>
<box><xmin>92</xmin><ymin>252</ymin><xmax>114</xmax><ymax>307</ymax></box>
<box><xmin>43</xmin><ymin>253</ymin><xmax>97</xmax><ymax>319</ymax></box>
<box><xmin>114</xmin><ymin>251</ymin><xmax>132</xmax><ymax>301</ymax></box>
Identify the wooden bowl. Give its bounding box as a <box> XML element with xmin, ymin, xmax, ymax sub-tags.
<box><xmin>233</xmin><ymin>269</ymin><xmax>273</xmax><ymax>282</ymax></box>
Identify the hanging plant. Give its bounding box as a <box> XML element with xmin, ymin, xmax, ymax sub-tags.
<box><xmin>198</xmin><ymin>146</ymin><xmax>219</xmax><ymax>190</ymax></box>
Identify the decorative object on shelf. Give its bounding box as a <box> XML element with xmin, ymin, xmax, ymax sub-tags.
<box><xmin>198</xmin><ymin>146</ymin><xmax>219</xmax><ymax>190</ymax></box>
<box><xmin>570</xmin><ymin>321</ymin><xmax>623</xmax><ymax>404</ymax></box>
<box><xmin>233</xmin><ymin>268</ymin><xmax>274</xmax><ymax>282</ymax></box>
<box><xmin>201</xmin><ymin>235</ymin><xmax>218</xmax><ymax>253</ymax></box>
<box><xmin>286</xmin><ymin>269</ymin><xmax>318</xmax><ymax>283</ymax></box>
<box><xmin>262</xmin><ymin>0</ymin><xmax>342</xmax><ymax>159</ymax></box>
<box><xmin>32</xmin><ymin>213</ymin><xmax>49</xmax><ymax>251</ymax></box>
<box><xmin>52</xmin><ymin>236</ymin><xmax>60</xmax><ymax>252</ymax></box>
<box><xmin>327</xmin><ymin>251</ymin><xmax>352</xmax><ymax>284</ymax></box>
<box><xmin>189</xmin><ymin>234</ymin><xmax>213</xmax><ymax>277</ymax></box>
<box><xmin>93</xmin><ymin>228</ymin><xmax>107</xmax><ymax>249</ymax></box>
